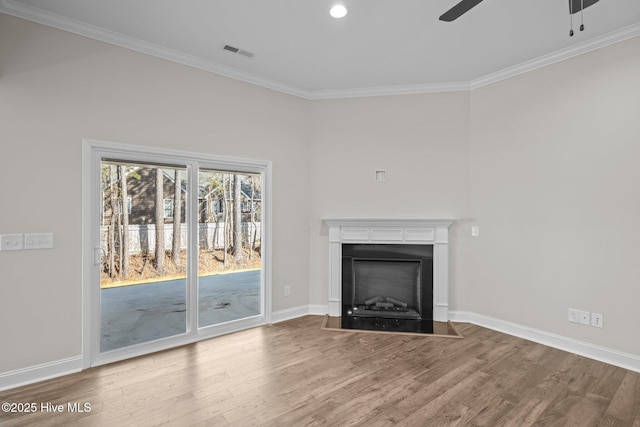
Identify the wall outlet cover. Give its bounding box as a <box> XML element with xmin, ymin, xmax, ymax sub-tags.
<box><xmin>579</xmin><ymin>310</ymin><xmax>591</xmax><ymax>325</ymax></box>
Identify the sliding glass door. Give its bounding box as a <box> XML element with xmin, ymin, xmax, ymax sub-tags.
<box><xmin>83</xmin><ymin>140</ymin><xmax>269</xmax><ymax>367</ymax></box>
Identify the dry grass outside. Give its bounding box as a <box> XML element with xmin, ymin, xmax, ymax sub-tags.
<box><xmin>100</xmin><ymin>247</ymin><xmax>261</xmax><ymax>286</ymax></box>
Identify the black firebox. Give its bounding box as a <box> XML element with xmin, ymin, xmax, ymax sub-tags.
<box><xmin>341</xmin><ymin>244</ymin><xmax>433</xmax><ymax>332</ymax></box>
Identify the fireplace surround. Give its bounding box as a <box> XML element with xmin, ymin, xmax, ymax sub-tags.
<box><xmin>324</xmin><ymin>218</ymin><xmax>455</xmax><ymax>323</ymax></box>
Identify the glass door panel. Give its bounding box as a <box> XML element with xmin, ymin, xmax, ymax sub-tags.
<box><xmin>197</xmin><ymin>169</ymin><xmax>262</xmax><ymax>328</ymax></box>
<box><xmin>99</xmin><ymin>161</ymin><xmax>188</xmax><ymax>352</ymax></box>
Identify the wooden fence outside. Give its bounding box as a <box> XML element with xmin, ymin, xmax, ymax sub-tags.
<box><xmin>100</xmin><ymin>223</ymin><xmax>261</xmax><ymax>254</ymax></box>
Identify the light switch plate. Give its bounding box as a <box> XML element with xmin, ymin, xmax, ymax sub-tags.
<box><xmin>568</xmin><ymin>308</ymin><xmax>580</xmax><ymax>323</ymax></box>
<box><xmin>24</xmin><ymin>233</ymin><xmax>54</xmax><ymax>250</ymax></box>
<box><xmin>0</xmin><ymin>234</ymin><xmax>24</xmax><ymax>251</ymax></box>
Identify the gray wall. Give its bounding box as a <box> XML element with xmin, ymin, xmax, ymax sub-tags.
<box><xmin>467</xmin><ymin>36</ymin><xmax>640</xmax><ymax>355</ymax></box>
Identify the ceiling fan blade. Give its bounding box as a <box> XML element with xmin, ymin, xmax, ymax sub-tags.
<box><xmin>439</xmin><ymin>0</ymin><xmax>484</xmax><ymax>22</ymax></box>
<box><xmin>569</xmin><ymin>0</ymin><xmax>600</xmax><ymax>14</ymax></box>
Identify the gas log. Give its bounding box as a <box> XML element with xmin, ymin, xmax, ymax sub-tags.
<box><xmin>365</xmin><ymin>296</ymin><xmax>410</xmax><ymax>310</ymax></box>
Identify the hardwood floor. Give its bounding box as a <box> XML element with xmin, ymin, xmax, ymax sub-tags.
<box><xmin>1</xmin><ymin>316</ymin><xmax>639</xmax><ymax>426</ymax></box>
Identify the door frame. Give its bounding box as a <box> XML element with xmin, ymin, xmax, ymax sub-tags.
<box><xmin>82</xmin><ymin>139</ymin><xmax>272</xmax><ymax>368</ymax></box>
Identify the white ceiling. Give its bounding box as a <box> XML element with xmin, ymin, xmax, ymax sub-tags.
<box><xmin>2</xmin><ymin>0</ymin><xmax>640</xmax><ymax>99</ymax></box>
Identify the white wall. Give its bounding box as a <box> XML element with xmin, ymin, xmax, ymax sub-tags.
<box><xmin>307</xmin><ymin>93</ymin><xmax>472</xmax><ymax>310</ymax></box>
<box><xmin>468</xmin><ymin>35</ymin><xmax>640</xmax><ymax>355</ymax></box>
<box><xmin>0</xmin><ymin>14</ymin><xmax>311</xmax><ymax>373</ymax></box>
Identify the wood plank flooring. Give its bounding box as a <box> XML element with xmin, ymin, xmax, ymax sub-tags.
<box><xmin>1</xmin><ymin>315</ymin><xmax>639</xmax><ymax>426</ymax></box>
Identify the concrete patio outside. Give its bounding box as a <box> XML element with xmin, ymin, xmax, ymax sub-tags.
<box><xmin>100</xmin><ymin>270</ymin><xmax>261</xmax><ymax>352</ymax></box>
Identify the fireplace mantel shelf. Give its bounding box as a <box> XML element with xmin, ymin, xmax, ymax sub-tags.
<box><xmin>323</xmin><ymin>218</ymin><xmax>456</xmax><ymax>227</ymax></box>
<box><xmin>323</xmin><ymin>218</ymin><xmax>455</xmax><ymax>322</ymax></box>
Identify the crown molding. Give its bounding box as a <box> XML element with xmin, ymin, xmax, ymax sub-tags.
<box><xmin>2</xmin><ymin>0</ymin><xmax>639</xmax><ymax>100</ymax></box>
<box><xmin>470</xmin><ymin>22</ymin><xmax>640</xmax><ymax>90</ymax></box>
<box><xmin>306</xmin><ymin>81</ymin><xmax>471</xmax><ymax>100</ymax></box>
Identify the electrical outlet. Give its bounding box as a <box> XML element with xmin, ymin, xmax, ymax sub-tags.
<box><xmin>579</xmin><ymin>310</ymin><xmax>591</xmax><ymax>325</ymax></box>
<box><xmin>568</xmin><ymin>308</ymin><xmax>580</xmax><ymax>323</ymax></box>
<box><xmin>591</xmin><ymin>313</ymin><xmax>603</xmax><ymax>328</ymax></box>
<box><xmin>284</xmin><ymin>285</ymin><xmax>291</xmax><ymax>297</ymax></box>
<box><xmin>471</xmin><ymin>226</ymin><xmax>480</xmax><ymax>237</ymax></box>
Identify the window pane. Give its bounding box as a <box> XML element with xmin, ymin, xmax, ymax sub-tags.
<box><xmin>197</xmin><ymin>170</ymin><xmax>262</xmax><ymax>328</ymax></box>
<box><xmin>164</xmin><ymin>199</ymin><xmax>173</xmax><ymax>218</ymax></box>
<box><xmin>100</xmin><ymin>162</ymin><xmax>188</xmax><ymax>352</ymax></box>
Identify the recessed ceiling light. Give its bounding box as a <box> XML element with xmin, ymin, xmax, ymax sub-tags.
<box><xmin>330</xmin><ymin>4</ymin><xmax>348</xmax><ymax>18</ymax></box>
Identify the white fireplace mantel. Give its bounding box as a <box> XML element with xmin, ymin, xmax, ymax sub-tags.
<box><xmin>323</xmin><ymin>218</ymin><xmax>455</xmax><ymax>322</ymax></box>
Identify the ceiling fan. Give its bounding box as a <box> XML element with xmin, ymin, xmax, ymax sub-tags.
<box><xmin>439</xmin><ymin>0</ymin><xmax>600</xmax><ymax>23</ymax></box>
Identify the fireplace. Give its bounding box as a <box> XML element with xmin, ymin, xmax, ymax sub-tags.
<box><xmin>324</xmin><ymin>218</ymin><xmax>454</xmax><ymax>329</ymax></box>
<box><xmin>341</xmin><ymin>243</ymin><xmax>434</xmax><ymax>333</ymax></box>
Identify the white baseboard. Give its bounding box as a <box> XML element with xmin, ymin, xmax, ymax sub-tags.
<box><xmin>0</xmin><ymin>356</ymin><xmax>83</xmax><ymax>392</ymax></box>
<box><xmin>270</xmin><ymin>305</ymin><xmax>313</xmax><ymax>323</ymax></box>
<box><xmin>270</xmin><ymin>304</ymin><xmax>328</xmax><ymax>323</ymax></box>
<box><xmin>308</xmin><ymin>304</ymin><xmax>329</xmax><ymax>315</ymax></box>
<box><xmin>449</xmin><ymin>311</ymin><xmax>640</xmax><ymax>374</ymax></box>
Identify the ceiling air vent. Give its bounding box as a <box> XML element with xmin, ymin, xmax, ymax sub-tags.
<box><xmin>222</xmin><ymin>44</ymin><xmax>255</xmax><ymax>59</ymax></box>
